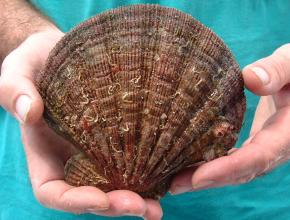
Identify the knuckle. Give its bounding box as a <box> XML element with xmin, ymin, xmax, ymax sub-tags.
<box><xmin>269</xmin><ymin>55</ymin><xmax>285</xmax><ymax>83</ymax></box>
<box><xmin>270</xmin><ymin>52</ymin><xmax>290</xmax><ymax>84</ymax></box>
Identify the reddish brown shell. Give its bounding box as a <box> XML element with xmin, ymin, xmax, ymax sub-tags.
<box><xmin>36</xmin><ymin>4</ymin><xmax>246</xmax><ymax>199</ymax></box>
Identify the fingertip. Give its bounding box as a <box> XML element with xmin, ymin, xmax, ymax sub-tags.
<box><xmin>0</xmin><ymin>75</ymin><xmax>44</xmax><ymax>124</ymax></box>
<box><xmin>191</xmin><ymin>144</ymin><xmax>267</xmax><ymax>190</ymax></box>
<box><xmin>15</xmin><ymin>93</ymin><xmax>44</xmax><ymax>124</ymax></box>
<box><xmin>242</xmin><ymin>66</ymin><xmax>267</xmax><ymax>95</ymax></box>
<box><xmin>24</xmin><ymin>93</ymin><xmax>44</xmax><ymax>124</ymax></box>
<box><xmin>101</xmin><ymin>190</ymin><xmax>147</xmax><ymax>217</ymax></box>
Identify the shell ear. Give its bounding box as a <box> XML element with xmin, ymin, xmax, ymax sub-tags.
<box><xmin>65</xmin><ymin>153</ymin><xmax>114</xmax><ymax>192</ymax></box>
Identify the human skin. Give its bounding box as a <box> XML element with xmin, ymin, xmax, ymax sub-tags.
<box><xmin>0</xmin><ymin>1</ymin><xmax>162</xmax><ymax>219</ymax></box>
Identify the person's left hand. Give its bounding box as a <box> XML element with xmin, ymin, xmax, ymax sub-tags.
<box><xmin>170</xmin><ymin>43</ymin><xmax>290</xmax><ymax>194</ymax></box>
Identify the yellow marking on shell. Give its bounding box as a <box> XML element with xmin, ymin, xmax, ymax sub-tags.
<box><xmin>191</xmin><ymin>66</ymin><xmax>202</xmax><ymax>74</ymax></box>
<box><xmin>159</xmin><ymin>123</ymin><xmax>165</xmax><ymax>130</ymax></box>
<box><xmin>66</xmin><ymin>66</ymin><xmax>73</xmax><ymax>79</ymax></box>
<box><xmin>154</xmin><ymin>54</ymin><xmax>160</xmax><ymax>62</ymax></box>
<box><xmin>70</xmin><ymin>115</ymin><xmax>78</xmax><ymax>127</ymax></box>
<box><xmin>110</xmin><ymin>137</ymin><xmax>123</xmax><ymax>153</ymax></box>
<box><xmin>120</xmin><ymin>123</ymin><xmax>130</xmax><ymax>132</ymax></box>
<box><xmin>218</xmin><ymin>68</ymin><xmax>225</xmax><ymax>75</ymax></box>
<box><xmin>122</xmin><ymin>172</ymin><xmax>129</xmax><ymax>183</ymax></box>
<box><xmin>83</xmin><ymin>115</ymin><xmax>94</xmax><ymax>122</ymax></box>
<box><xmin>194</xmin><ymin>79</ymin><xmax>205</xmax><ymax>91</ymax></box>
<box><xmin>122</xmin><ymin>92</ymin><xmax>133</xmax><ymax>103</ymax></box>
<box><xmin>54</xmin><ymin>81</ymin><xmax>60</xmax><ymax>88</ymax></box>
<box><xmin>143</xmin><ymin>108</ymin><xmax>150</xmax><ymax>115</ymax></box>
<box><xmin>130</xmin><ymin>74</ymin><xmax>142</xmax><ymax>87</ymax></box>
<box><xmin>170</xmin><ymin>90</ymin><xmax>181</xmax><ymax>99</ymax></box>
<box><xmin>80</xmin><ymin>132</ymin><xmax>88</xmax><ymax>143</ymax></box>
<box><xmin>64</xmin><ymin>115</ymin><xmax>70</xmax><ymax>122</ymax></box>
<box><xmin>116</xmin><ymin>113</ymin><xmax>122</xmax><ymax>122</ymax></box>
<box><xmin>80</xmin><ymin>96</ymin><xmax>90</xmax><ymax>105</ymax></box>
<box><xmin>111</xmin><ymin>42</ymin><xmax>122</xmax><ymax>53</ymax></box>
<box><xmin>154</xmin><ymin>100</ymin><xmax>164</xmax><ymax>106</ymax></box>
<box><xmin>108</xmin><ymin>83</ymin><xmax>121</xmax><ymax>95</ymax></box>
<box><xmin>101</xmin><ymin>117</ymin><xmax>107</xmax><ymax>122</ymax></box>
<box><xmin>108</xmin><ymin>85</ymin><xmax>114</xmax><ymax>95</ymax></box>
<box><xmin>106</xmin><ymin>53</ymin><xmax>118</xmax><ymax>67</ymax></box>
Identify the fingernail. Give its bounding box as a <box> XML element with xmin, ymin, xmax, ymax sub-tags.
<box><xmin>15</xmin><ymin>95</ymin><xmax>32</xmax><ymax>123</ymax></box>
<box><xmin>192</xmin><ymin>180</ymin><xmax>215</xmax><ymax>190</ymax></box>
<box><xmin>169</xmin><ymin>185</ymin><xmax>192</xmax><ymax>195</ymax></box>
<box><xmin>250</xmin><ymin>67</ymin><xmax>270</xmax><ymax>85</ymax></box>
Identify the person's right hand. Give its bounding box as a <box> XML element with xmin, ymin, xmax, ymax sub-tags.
<box><xmin>0</xmin><ymin>30</ymin><xmax>162</xmax><ymax>220</ymax></box>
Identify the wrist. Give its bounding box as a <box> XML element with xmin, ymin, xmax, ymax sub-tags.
<box><xmin>0</xmin><ymin>0</ymin><xmax>62</xmax><ymax>64</ymax></box>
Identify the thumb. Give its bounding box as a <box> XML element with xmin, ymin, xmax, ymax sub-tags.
<box><xmin>0</xmin><ymin>48</ymin><xmax>44</xmax><ymax>124</ymax></box>
<box><xmin>0</xmin><ymin>31</ymin><xmax>63</xmax><ymax>124</ymax></box>
<box><xmin>243</xmin><ymin>44</ymin><xmax>290</xmax><ymax>96</ymax></box>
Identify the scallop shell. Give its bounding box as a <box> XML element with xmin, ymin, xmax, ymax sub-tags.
<box><xmin>36</xmin><ymin>4</ymin><xmax>246</xmax><ymax>199</ymax></box>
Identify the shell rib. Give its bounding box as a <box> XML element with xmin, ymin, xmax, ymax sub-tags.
<box><xmin>36</xmin><ymin>4</ymin><xmax>246</xmax><ymax>199</ymax></box>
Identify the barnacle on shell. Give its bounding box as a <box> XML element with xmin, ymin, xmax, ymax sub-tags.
<box><xmin>36</xmin><ymin>4</ymin><xmax>246</xmax><ymax>199</ymax></box>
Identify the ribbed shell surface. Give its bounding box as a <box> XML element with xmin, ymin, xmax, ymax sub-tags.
<box><xmin>36</xmin><ymin>4</ymin><xmax>246</xmax><ymax>198</ymax></box>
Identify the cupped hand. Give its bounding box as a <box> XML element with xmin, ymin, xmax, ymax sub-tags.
<box><xmin>0</xmin><ymin>31</ymin><xmax>162</xmax><ymax>219</ymax></box>
<box><xmin>170</xmin><ymin>44</ymin><xmax>290</xmax><ymax>194</ymax></box>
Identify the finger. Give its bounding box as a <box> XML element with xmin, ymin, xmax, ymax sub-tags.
<box><xmin>0</xmin><ymin>45</ymin><xmax>44</xmax><ymax>124</ymax></box>
<box><xmin>189</xmin><ymin>106</ymin><xmax>290</xmax><ymax>190</ymax></box>
<box><xmin>91</xmin><ymin>190</ymin><xmax>147</xmax><ymax>217</ymax></box>
<box><xmin>169</xmin><ymin>148</ymin><xmax>239</xmax><ymax>195</ymax></box>
<box><xmin>35</xmin><ymin>181</ymin><xmax>109</xmax><ymax>213</ymax></box>
<box><xmin>170</xmin><ymin>107</ymin><xmax>290</xmax><ymax>194</ymax></box>
<box><xmin>243</xmin><ymin>44</ymin><xmax>290</xmax><ymax>96</ymax></box>
<box><xmin>250</xmin><ymin>96</ymin><xmax>276</xmax><ymax>136</ymax></box>
<box><xmin>143</xmin><ymin>199</ymin><xmax>163</xmax><ymax>220</ymax></box>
